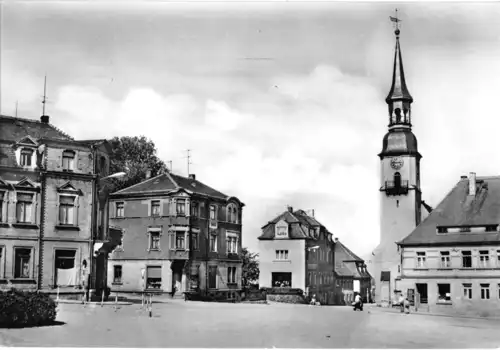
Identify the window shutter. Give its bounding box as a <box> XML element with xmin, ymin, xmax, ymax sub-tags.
<box><xmin>185</xmin><ymin>232</ymin><xmax>190</xmax><ymax>250</ymax></box>
<box><xmin>169</xmin><ymin>231</ymin><xmax>175</xmax><ymax>250</ymax></box>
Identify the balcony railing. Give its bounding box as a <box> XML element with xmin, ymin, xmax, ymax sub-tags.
<box><xmin>384</xmin><ymin>180</ymin><xmax>409</xmax><ymax>196</ymax></box>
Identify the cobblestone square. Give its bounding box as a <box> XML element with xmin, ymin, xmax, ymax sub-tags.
<box><xmin>1</xmin><ymin>301</ymin><xmax>500</xmax><ymax>348</ymax></box>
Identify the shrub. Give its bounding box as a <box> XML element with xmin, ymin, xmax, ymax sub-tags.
<box><xmin>0</xmin><ymin>289</ymin><xmax>57</xmax><ymax>328</ymax></box>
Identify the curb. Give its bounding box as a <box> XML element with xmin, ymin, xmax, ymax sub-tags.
<box><xmin>367</xmin><ymin>307</ymin><xmax>500</xmax><ymax>321</ymax></box>
<box><xmin>56</xmin><ymin>300</ymin><xmax>133</xmax><ymax>306</ymax></box>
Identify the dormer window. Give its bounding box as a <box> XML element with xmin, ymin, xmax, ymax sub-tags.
<box><xmin>20</xmin><ymin>148</ymin><xmax>34</xmax><ymax>167</ymax></box>
<box><xmin>99</xmin><ymin>156</ymin><xmax>106</xmax><ymax>174</ymax></box>
<box><xmin>62</xmin><ymin>150</ymin><xmax>75</xmax><ymax>171</ymax></box>
<box><xmin>275</xmin><ymin>220</ymin><xmax>289</xmax><ymax>239</ymax></box>
<box><xmin>394</xmin><ymin>172</ymin><xmax>401</xmax><ymax>188</ymax></box>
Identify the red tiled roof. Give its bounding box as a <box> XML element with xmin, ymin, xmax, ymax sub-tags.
<box><xmin>399</xmin><ymin>176</ymin><xmax>500</xmax><ymax>246</ymax></box>
<box><xmin>112</xmin><ymin>172</ymin><xmax>231</xmax><ymax>200</ymax></box>
<box><xmin>0</xmin><ymin>115</ymin><xmax>73</xmax><ymax>142</ymax></box>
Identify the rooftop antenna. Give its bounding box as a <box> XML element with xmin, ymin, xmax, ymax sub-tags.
<box><xmin>167</xmin><ymin>160</ymin><xmax>173</xmax><ymax>172</ymax></box>
<box><xmin>185</xmin><ymin>149</ymin><xmax>192</xmax><ymax>176</ymax></box>
<box><xmin>41</xmin><ymin>75</ymin><xmax>48</xmax><ymax>116</ymax></box>
<box><xmin>15</xmin><ymin>101</ymin><xmax>18</xmax><ymax>118</ymax></box>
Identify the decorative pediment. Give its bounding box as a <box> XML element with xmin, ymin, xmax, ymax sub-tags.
<box><xmin>0</xmin><ymin>177</ymin><xmax>9</xmax><ymax>188</ymax></box>
<box><xmin>16</xmin><ymin>177</ymin><xmax>36</xmax><ymax>188</ymax></box>
<box><xmin>57</xmin><ymin>181</ymin><xmax>82</xmax><ymax>194</ymax></box>
<box><xmin>15</xmin><ymin>136</ymin><xmax>38</xmax><ymax>147</ymax></box>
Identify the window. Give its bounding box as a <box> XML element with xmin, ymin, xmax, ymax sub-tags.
<box><xmin>437</xmin><ymin>284</ymin><xmax>451</xmax><ymax>302</ymax></box>
<box><xmin>497</xmin><ymin>250</ymin><xmax>500</xmax><ymax>267</ymax></box>
<box><xmin>394</xmin><ymin>172</ymin><xmax>401</xmax><ymax>187</ymax></box>
<box><xmin>62</xmin><ymin>150</ymin><xmax>75</xmax><ymax>170</ymax></box>
<box><xmin>480</xmin><ymin>284</ymin><xmax>490</xmax><ymax>300</ymax></box>
<box><xmin>226</xmin><ymin>233</ymin><xmax>238</xmax><ymax>254</ymax></box>
<box><xmin>272</xmin><ymin>272</ymin><xmax>292</xmax><ymax>287</ymax></box>
<box><xmin>99</xmin><ymin>156</ymin><xmax>106</xmax><ymax>174</ymax></box>
<box><xmin>479</xmin><ymin>250</ymin><xmax>490</xmax><ymax>268</ymax></box>
<box><xmin>0</xmin><ymin>192</ymin><xmax>4</xmax><ymax>222</ymax></box>
<box><xmin>462</xmin><ymin>251</ymin><xmax>472</xmax><ymax>268</ymax></box>
<box><xmin>275</xmin><ymin>250</ymin><xmax>289</xmax><ymax>260</ymax></box>
<box><xmin>0</xmin><ymin>246</ymin><xmax>4</xmax><ymax>278</ymax></box>
<box><xmin>20</xmin><ymin>148</ymin><xmax>33</xmax><ymax>166</ymax></box>
<box><xmin>440</xmin><ymin>251</ymin><xmax>451</xmax><ymax>268</ymax></box>
<box><xmin>416</xmin><ymin>252</ymin><xmax>426</xmax><ymax>268</ymax></box>
<box><xmin>176</xmin><ymin>199</ymin><xmax>186</xmax><ymax>216</ymax></box>
<box><xmin>146</xmin><ymin>266</ymin><xmax>162</xmax><ymax>289</ymax></box>
<box><xmin>113</xmin><ymin>265</ymin><xmax>123</xmax><ymax>284</ymax></box>
<box><xmin>59</xmin><ymin>195</ymin><xmax>76</xmax><ymax>225</ymax></box>
<box><xmin>208</xmin><ymin>266</ymin><xmax>217</xmax><ymax>289</ymax></box>
<box><xmin>210</xmin><ymin>234</ymin><xmax>217</xmax><ymax>252</ymax></box>
<box><xmin>54</xmin><ymin>250</ymin><xmax>76</xmax><ymax>287</ymax></box>
<box><xmin>226</xmin><ymin>204</ymin><xmax>238</xmax><ymax>223</ymax></box>
<box><xmin>16</xmin><ymin>193</ymin><xmax>33</xmax><ymax>223</ymax></box>
<box><xmin>191</xmin><ymin>202</ymin><xmax>198</xmax><ymax>217</ymax></box>
<box><xmin>175</xmin><ymin>232</ymin><xmax>185</xmax><ymax>249</ymax></box>
<box><xmin>192</xmin><ymin>233</ymin><xmax>199</xmax><ymax>250</ymax></box>
<box><xmin>210</xmin><ymin>205</ymin><xmax>216</xmax><ymax>220</ymax></box>
<box><xmin>498</xmin><ymin>284</ymin><xmax>500</xmax><ymax>299</ymax></box>
<box><xmin>149</xmin><ymin>231</ymin><xmax>160</xmax><ymax>250</ymax></box>
<box><xmin>276</xmin><ymin>226</ymin><xmax>287</xmax><ymax>237</ymax></box>
<box><xmin>463</xmin><ymin>283</ymin><xmax>472</xmax><ymax>299</ymax></box>
<box><xmin>151</xmin><ymin>200</ymin><xmax>160</xmax><ymax>217</ymax></box>
<box><xmin>14</xmin><ymin>248</ymin><xmax>32</xmax><ymax>278</ymax></box>
<box><xmin>227</xmin><ymin>266</ymin><xmax>236</xmax><ymax>284</ymax></box>
<box><xmin>116</xmin><ymin>202</ymin><xmax>124</xmax><ymax>218</ymax></box>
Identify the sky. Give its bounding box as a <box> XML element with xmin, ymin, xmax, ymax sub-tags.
<box><xmin>2</xmin><ymin>1</ymin><xmax>500</xmax><ymax>259</ymax></box>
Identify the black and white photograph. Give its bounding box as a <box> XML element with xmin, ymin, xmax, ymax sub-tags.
<box><xmin>1</xmin><ymin>0</ymin><xmax>500</xmax><ymax>348</ymax></box>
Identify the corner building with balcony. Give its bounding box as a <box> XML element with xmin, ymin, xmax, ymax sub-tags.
<box><xmin>107</xmin><ymin>172</ymin><xmax>244</xmax><ymax>299</ymax></box>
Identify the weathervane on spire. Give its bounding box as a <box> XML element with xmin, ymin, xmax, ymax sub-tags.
<box><xmin>389</xmin><ymin>8</ymin><xmax>402</xmax><ymax>36</ymax></box>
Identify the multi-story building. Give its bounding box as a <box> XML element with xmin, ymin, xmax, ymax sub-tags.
<box><xmin>258</xmin><ymin>207</ymin><xmax>337</xmax><ymax>305</ymax></box>
<box><xmin>0</xmin><ymin>114</ymin><xmax>120</xmax><ymax>298</ymax></box>
<box><xmin>107</xmin><ymin>172</ymin><xmax>244</xmax><ymax>299</ymax></box>
<box><xmin>333</xmin><ymin>238</ymin><xmax>372</xmax><ymax>304</ymax></box>
<box><xmin>397</xmin><ymin>173</ymin><xmax>500</xmax><ymax>317</ymax></box>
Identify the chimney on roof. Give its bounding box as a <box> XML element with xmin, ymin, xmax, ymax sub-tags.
<box><xmin>469</xmin><ymin>172</ymin><xmax>476</xmax><ymax>196</ymax></box>
<box><xmin>145</xmin><ymin>169</ymin><xmax>152</xmax><ymax>180</ymax></box>
<box><xmin>189</xmin><ymin>174</ymin><xmax>196</xmax><ymax>181</ymax></box>
<box><xmin>40</xmin><ymin>115</ymin><xmax>49</xmax><ymax>124</ymax></box>
<box><xmin>287</xmin><ymin>206</ymin><xmax>293</xmax><ymax>213</ymax></box>
<box><xmin>334</xmin><ymin>237</ymin><xmax>339</xmax><ymax>242</ymax></box>
<box><xmin>311</xmin><ymin>209</ymin><xmax>315</xmax><ymax>218</ymax></box>
<box><xmin>461</xmin><ymin>175</ymin><xmax>467</xmax><ymax>180</ymax></box>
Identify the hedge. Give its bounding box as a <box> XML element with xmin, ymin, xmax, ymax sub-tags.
<box><xmin>0</xmin><ymin>289</ymin><xmax>57</xmax><ymax>328</ymax></box>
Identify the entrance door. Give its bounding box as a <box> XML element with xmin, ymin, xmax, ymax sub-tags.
<box><xmin>416</xmin><ymin>283</ymin><xmax>428</xmax><ymax>304</ymax></box>
<box><xmin>380</xmin><ymin>282</ymin><xmax>390</xmax><ymax>302</ymax></box>
<box><xmin>171</xmin><ymin>262</ymin><xmax>184</xmax><ymax>294</ymax></box>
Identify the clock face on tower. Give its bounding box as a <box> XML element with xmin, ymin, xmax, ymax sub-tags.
<box><xmin>390</xmin><ymin>157</ymin><xmax>404</xmax><ymax>170</ymax></box>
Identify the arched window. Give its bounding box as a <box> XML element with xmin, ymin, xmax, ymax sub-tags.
<box><xmin>394</xmin><ymin>172</ymin><xmax>401</xmax><ymax>188</ymax></box>
<box><xmin>226</xmin><ymin>204</ymin><xmax>238</xmax><ymax>223</ymax></box>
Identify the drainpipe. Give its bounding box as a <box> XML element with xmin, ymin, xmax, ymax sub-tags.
<box><xmin>205</xmin><ymin>198</ymin><xmax>210</xmax><ymax>296</ymax></box>
<box><xmin>88</xmin><ymin>144</ymin><xmax>97</xmax><ymax>300</ymax></box>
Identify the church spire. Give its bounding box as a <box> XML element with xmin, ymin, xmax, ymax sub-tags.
<box><xmin>386</xmin><ymin>15</ymin><xmax>413</xmax><ymax>128</ymax></box>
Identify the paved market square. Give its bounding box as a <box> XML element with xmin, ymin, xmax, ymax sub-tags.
<box><xmin>1</xmin><ymin>300</ymin><xmax>500</xmax><ymax>348</ymax></box>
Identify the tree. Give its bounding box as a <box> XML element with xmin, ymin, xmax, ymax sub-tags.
<box><xmin>241</xmin><ymin>247</ymin><xmax>259</xmax><ymax>289</ymax></box>
<box><xmin>108</xmin><ymin>136</ymin><xmax>167</xmax><ymax>191</ymax></box>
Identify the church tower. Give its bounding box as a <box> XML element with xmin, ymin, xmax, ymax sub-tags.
<box><xmin>372</xmin><ymin>23</ymin><xmax>422</xmax><ymax>304</ymax></box>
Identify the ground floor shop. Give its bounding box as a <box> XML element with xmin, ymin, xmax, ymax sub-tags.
<box><xmin>397</xmin><ymin>277</ymin><xmax>500</xmax><ymax>317</ymax></box>
<box><xmin>108</xmin><ymin>258</ymin><xmax>242</xmax><ymax>298</ymax></box>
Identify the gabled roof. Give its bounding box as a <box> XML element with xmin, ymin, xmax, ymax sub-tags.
<box><xmin>399</xmin><ymin>176</ymin><xmax>500</xmax><ymax>246</ymax></box>
<box><xmin>258</xmin><ymin>208</ymin><xmax>329</xmax><ymax>240</ymax></box>
<box><xmin>112</xmin><ymin>172</ymin><xmax>232</xmax><ymax>201</ymax></box>
<box><xmin>0</xmin><ymin>115</ymin><xmax>73</xmax><ymax>143</ymax></box>
<box><xmin>334</xmin><ymin>240</ymin><xmax>364</xmax><ymax>263</ymax></box>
